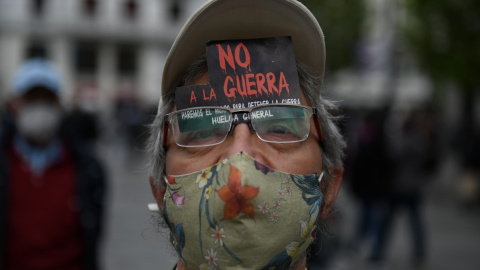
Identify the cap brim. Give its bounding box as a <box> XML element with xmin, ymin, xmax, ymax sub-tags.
<box><xmin>162</xmin><ymin>0</ymin><xmax>325</xmax><ymax>98</ymax></box>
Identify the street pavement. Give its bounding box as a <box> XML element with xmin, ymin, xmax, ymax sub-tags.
<box><xmin>100</xmin><ymin>145</ymin><xmax>175</xmax><ymax>270</ymax></box>
<box><xmin>322</xmin><ymin>187</ymin><xmax>480</xmax><ymax>270</ymax></box>
<box><xmin>99</xmin><ymin>146</ymin><xmax>480</xmax><ymax>270</ymax></box>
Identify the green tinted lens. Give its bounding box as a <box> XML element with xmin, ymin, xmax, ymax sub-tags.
<box><xmin>252</xmin><ymin>106</ymin><xmax>310</xmax><ymax>142</ymax></box>
<box><xmin>173</xmin><ymin>108</ymin><xmax>231</xmax><ymax>146</ymax></box>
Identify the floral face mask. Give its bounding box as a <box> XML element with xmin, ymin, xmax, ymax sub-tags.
<box><xmin>162</xmin><ymin>152</ymin><xmax>324</xmax><ymax>270</ymax></box>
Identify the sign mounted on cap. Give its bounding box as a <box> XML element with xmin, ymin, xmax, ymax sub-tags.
<box><xmin>160</xmin><ymin>0</ymin><xmax>325</xmax><ymax>108</ymax></box>
<box><xmin>175</xmin><ymin>37</ymin><xmax>302</xmax><ymax>110</ymax></box>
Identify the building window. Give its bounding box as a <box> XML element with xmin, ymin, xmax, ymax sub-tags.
<box><xmin>31</xmin><ymin>0</ymin><xmax>46</xmax><ymax>18</ymax></box>
<box><xmin>74</xmin><ymin>42</ymin><xmax>98</xmax><ymax>76</ymax></box>
<box><xmin>116</xmin><ymin>44</ymin><xmax>137</xmax><ymax>77</ymax></box>
<box><xmin>123</xmin><ymin>0</ymin><xmax>138</xmax><ymax>21</ymax></box>
<box><xmin>26</xmin><ymin>42</ymin><xmax>48</xmax><ymax>59</ymax></box>
<box><xmin>169</xmin><ymin>0</ymin><xmax>182</xmax><ymax>22</ymax></box>
<box><xmin>83</xmin><ymin>0</ymin><xmax>98</xmax><ymax>17</ymax></box>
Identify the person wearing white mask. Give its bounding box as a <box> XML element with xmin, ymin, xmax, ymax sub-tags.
<box><xmin>147</xmin><ymin>0</ymin><xmax>346</xmax><ymax>269</ymax></box>
<box><xmin>0</xmin><ymin>58</ymin><xmax>107</xmax><ymax>270</ymax></box>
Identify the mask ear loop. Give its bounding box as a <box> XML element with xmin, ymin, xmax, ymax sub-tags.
<box><xmin>318</xmin><ymin>171</ymin><xmax>324</xmax><ymax>183</ymax></box>
<box><xmin>147</xmin><ymin>176</ymin><xmax>170</xmax><ymax>213</ymax></box>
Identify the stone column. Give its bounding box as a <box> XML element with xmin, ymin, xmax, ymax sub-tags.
<box><xmin>0</xmin><ymin>34</ymin><xmax>25</xmax><ymax>100</ymax></box>
<box><xmin>98</xmin><ymin>42</ymin><xmax>116</xmax><ymax>111</ymax></box>
<box><xmin>51</xmin><ymin>38</ymin><xmax>73</xmax><ymax>105</ymax></box>
<box><xmin>138</xmin><ymin>43</ymin><xmax>164</xmax><ymax>108</ymax></box>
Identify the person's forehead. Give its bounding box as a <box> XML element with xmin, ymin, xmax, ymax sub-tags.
<box><xmin>193</xmin><ymin>71</ymin><xmax>210</xmax><ymax>85</ymax></box>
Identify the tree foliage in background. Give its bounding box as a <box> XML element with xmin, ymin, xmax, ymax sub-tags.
<box><xmin>300</xmin><ymin>0</ymin><xmax>366</xmax><ymax>73</ymax></box>
<box><xmin>402</xmin><ymin>0</ymin><xmax>480</xmax><ymax>93</ymax></box>
<box><xmin>402</xmin><ymin>0</ymin><xmax>480</xmax><ymax>168</ymax></box>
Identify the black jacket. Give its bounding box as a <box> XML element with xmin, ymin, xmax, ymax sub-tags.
<box><xmin>0</xmin><ymin>115</ymin><xmax>107</xmax><ymax>270</ymax></box>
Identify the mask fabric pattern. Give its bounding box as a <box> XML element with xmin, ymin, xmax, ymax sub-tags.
<box><xmin>16</xmin><ymin>102</ymin><xmax>61</xmax><ymax>144</ymax></box>
<box><xmin>162</xmin><ymin>152</ymin><xmax>324</xmax><ymax>270</ymax></box>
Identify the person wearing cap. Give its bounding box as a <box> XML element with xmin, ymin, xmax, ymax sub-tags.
<box><xmin>147</xmin><ymin>0</ymin><xmax>345</xmax><ymax>269</ymax></box>
<box><xmin>0</xmin><ymin>58</ymin><xmax>106</xmax><ymax>270</ymax></box>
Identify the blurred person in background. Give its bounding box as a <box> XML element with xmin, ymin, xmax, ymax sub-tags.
<box><xmin>344</xmin><ymin>108</ymin><xmax>394</xmax><ymax>255</ymax></box>
<box><xmin>63</xmin><ymin>89</ymin><xmax>100</xmax><ymax>149</ymax></box>
<box><xmin>0</xmin><ymin>58</ymin><xmax>107</xmax><ymax>270</ymax></box>
<box><xmin>114</xmin><ymin>91</ymin><xmax>150</xmax><ymax>156</ymax></box>
<box><xmin>369</xmin><ymin>109</ymin><xmax>437</xmax><ymax>264</ymax></box>
<box><xmin>147</xmin><ymin>0</ymin><xmax>346</xmax><ymax>269</ymax></box>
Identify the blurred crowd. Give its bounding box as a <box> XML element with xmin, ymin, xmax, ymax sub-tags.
<box><xmin>344</xmin><ymin>107</ymin><xmax>437</xmax><ymax>263</ymax></box>
<box><xmin>0</xmin><ymin>57</ymin><xmax>157</xmax><ymax>270</ymax></box>
<box><xmin>307</xmin><ymin>104</ymin><xmax>480</xmax><ymax>269</ymax></box>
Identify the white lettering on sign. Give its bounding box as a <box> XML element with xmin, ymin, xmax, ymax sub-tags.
<box><xmin>281</xmin><ymin>98</ymin><xmax>301</xmax><ymax>104</ymax></box>
<box><xmin>232</xmin><ymin>103</ymin><xmax>246</xmax><ymax>109</ymax></box>
<box><xmin>233</xmin><ymin>114</ymin><xmax>239</xmax><ymax>123</ymax></box>
<box><xmin>181</xmin><ymin>110</ymin><xmax>203</xmax><ymax>119</ymax></box>
<box><xmin>251</xmin><ymin>109</ymin><xmax>274</xmax><ymax>119</ymax></box>
<box><xmin>248</xmin><ymin>100</ymin><xmax>269</xmax><ymax>107</ymax></box>
<box><xmin>211</xmin><ymin>115</ymin><xmax>231</xmax><ymax>125</ymax></box>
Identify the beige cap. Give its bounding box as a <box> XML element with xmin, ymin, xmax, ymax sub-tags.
<box><xmin>161</xmin><ymin>0</ymin><xmax>325</xmax><ymax>99</ymax></box>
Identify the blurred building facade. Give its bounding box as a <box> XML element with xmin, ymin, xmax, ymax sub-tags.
<box><xmin>0</xmin><ymin>0</ymin><xmax>445</xmax><ymax>114</ymax></box>
<box><xmin>0</xmin><ymin>0</ymin><xmax>205</xmax><ymax>110</ymax></box>
<box><xmin>0</xmin><ymin>0</ymin><xmax>439</xmax><ymax>112</ymax></box>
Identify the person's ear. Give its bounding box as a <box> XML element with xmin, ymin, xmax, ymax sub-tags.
<box><xmin>320</xmin><ymin>167</ymin><xmax>343</xmax><ymax>219</ymax></box>
<box><xmin>149</xmin><ymin>176</ymin><xmax>166</xmax><ymax>212</ymax></box>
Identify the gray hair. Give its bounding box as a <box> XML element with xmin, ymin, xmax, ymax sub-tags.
<box><xmin>147</xmin><ymin>55</ymin><xmax>346</xmax><ymax>189</ymax></box>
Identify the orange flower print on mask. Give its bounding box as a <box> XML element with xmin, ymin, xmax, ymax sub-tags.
<box><xmin>167</xmin><ymin>175</ymin><xmax>176</xmax><ymax>185</ymax></box>
<box><xmin>215</xmin><ymin>165</ymin><xmax>259</xmax><ymax>220</ymax></box>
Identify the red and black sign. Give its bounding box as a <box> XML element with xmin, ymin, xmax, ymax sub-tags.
<box><xmin>175</xmin><ymin>36</ymin><xmax>301</xmax><ymax>110</ymax></box>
